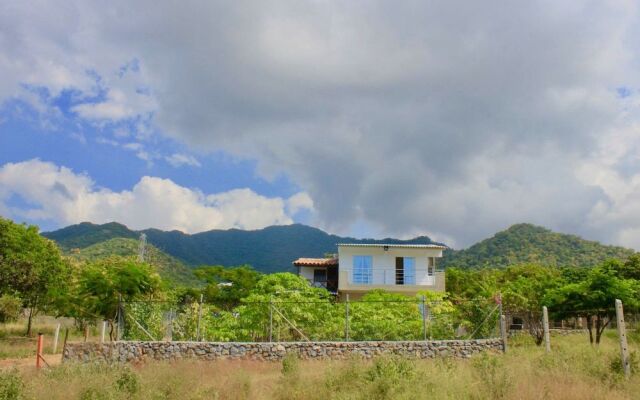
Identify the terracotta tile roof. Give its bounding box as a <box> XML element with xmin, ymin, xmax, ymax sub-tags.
<box><xmin>292</xmin><ymin>257</ymin><xmax>338</xmax><ymax>267</ymax></box>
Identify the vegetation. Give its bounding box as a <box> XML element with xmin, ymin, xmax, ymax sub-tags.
<box><xmin>0</xmin><ymin>334</ymin><xmax>639</xmax><ymax>399</ymax></box>
<box><xmin>0</xmin><ymin>218</ymin><xmax>71</xmax><ymax>336</ymax></box>
<box><xmin>70</xmin><ymin>238</ymin><xmax>199</xmax><ymax>287</ymax></box>
<box><xmin>442</xmin><ymin>223</ymin><xmax>635</xmax><ymax>269</ymax></box>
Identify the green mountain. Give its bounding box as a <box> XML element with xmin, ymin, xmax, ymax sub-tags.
<box><xmin>44</xmin><ymin>222</ymin><xmax>438</xmax><ymax>273</ymax></box>
<box><xmin>69</xmin><ymin>237</ymin><xmax>200</xmax><ymax>287</ymax></box>
<box><xmin>441</xmin><ymin>223</ymin><xmax>635</xmax><ymax>269</ymax></box>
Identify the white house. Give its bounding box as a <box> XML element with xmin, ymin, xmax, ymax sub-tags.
<box><xmin>293</xmin><ymin>243</ymin><xmax>446</xmax><ymax>299</ymax></box>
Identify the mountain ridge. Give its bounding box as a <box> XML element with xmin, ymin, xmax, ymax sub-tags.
<box><xmin>44</xmin><ymin>221</ymin><xmax>636</xmax><ymax>273</ymax></box>
<box><xmin>44</xmin><ymin>222</ymin><xmax>441</xmax><ymax>273</ymax></box>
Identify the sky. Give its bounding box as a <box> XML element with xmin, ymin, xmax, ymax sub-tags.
<box><xmin>1</xmin><ymin>1</ymin><xmax>640</xmax><ymax>250</ymax></box>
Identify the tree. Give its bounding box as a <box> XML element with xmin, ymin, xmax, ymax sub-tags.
<box><xmin>194</xmin><ymin>265</ymin><xmax>261</xmax><ymax>310</ymax></box>
<box><xmin>544</xmin><ymin>264</ymin><xmax>639</xmax><ymax>345</ymax></box>
<box><xmin>0</xmin><ymin>218</ymin><xmax>71</xmax><ymax>335</ymax></box>
<box><xmin>500</xmin><ymin>264</ymin><xmax>562</xmax><ymax>345</ymax></box>
<box><xmin>77</xmin><ymin>256</ymin><xmax>161</xmax><ymax>339</ymax></box>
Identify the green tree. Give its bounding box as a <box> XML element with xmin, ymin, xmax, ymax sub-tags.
<box><xmin>77</xmin><ymin>256</ymin><xmax>161</xmax><ymax>339</ymax></box>
<box><xmin>501</xmin><ymin>264</ymin><xmax>562</xmax><ymax>345</ymax></box>
<box><xmin>194</xmin><ymin>265</ymin><xmax>261</xmax><ymax>310</ymax></box>
<box><xmin>544</xmin><ymin>264</ymin><xmax>640</xmax><ymax>344</ymax></box>
<box><xmin>0</xmin><ymin>218</ymin><xmax>71</xmax><ymax>335</ymax></box>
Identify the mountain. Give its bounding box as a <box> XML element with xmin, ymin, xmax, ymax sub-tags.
<box><xmin>440</xmin><ymin>223</ymin><xmax>635</xmax><ymax>269</ymax></box>
<box><xmin>69</xmin><ymin>237</ymin><xmax>200</xmax><ymax>287</ymax></box>
<box><xmin>44</xmin><ymin>222</ymin><xmax>439</xmax><ymax>273</ymax></box>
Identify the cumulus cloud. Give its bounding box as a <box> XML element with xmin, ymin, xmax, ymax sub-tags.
<box><xmin>0</xmin><ymin>159</ymin><xmax>312</xmax><ymax>233</ymax></box>
<box><xmin>1</xmin><ymin>1</ymin><xmax>640</xmax><ymax>247</ymax></box>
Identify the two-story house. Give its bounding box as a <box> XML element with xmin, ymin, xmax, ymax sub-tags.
<box><xmin>293</xmin><ymin>243</ymin><xmax>446</xmax><ymax>299</ymax></box>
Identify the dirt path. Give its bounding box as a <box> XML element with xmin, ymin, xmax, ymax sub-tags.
<box><xmin>0</xmin><ymin>354</ymin><xmax>62</xmax><ymax>370</ymax></box>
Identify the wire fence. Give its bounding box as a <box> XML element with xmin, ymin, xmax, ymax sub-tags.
<box><xmin>115</xmin><ymin>297</ymin><xmax>502</xmax><ymax>343</ymax></box>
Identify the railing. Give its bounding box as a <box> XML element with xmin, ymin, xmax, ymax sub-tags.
<box><xmin>339</xmin><ymin>270</ymin><xmax>443</xmax><ymax>288</ymax></box>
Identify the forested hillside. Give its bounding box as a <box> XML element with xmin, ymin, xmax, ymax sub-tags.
<box><xmin>69</xmin><ymin>238</ymin><xmax>200</xmax><ymax>286</ymax></box>
<box><xmin>441</xmin><ymin>223</ymin><xmax>635</xmax><ymax>269</ymax></box>
<box><xmin>44</xmin><ymin>222</ymin><xmax>438</xmax><ymax>273</ymax></box>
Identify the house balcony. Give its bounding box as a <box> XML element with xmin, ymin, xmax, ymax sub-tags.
<box><xmin>337</xmin><ymin>270</ymin><xmax>445</xmax><ymax>296</ymax></box>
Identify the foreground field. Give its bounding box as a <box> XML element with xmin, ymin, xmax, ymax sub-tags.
<box><xmin>0</xmin><ymin>333</ymin><xmax>639</xmax><ymax>400</ymax></box>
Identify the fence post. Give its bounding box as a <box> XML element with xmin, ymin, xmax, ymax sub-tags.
<box><xmin>269</xmin><ymin>297</ymin><xmax>273</xmax><ymax>342</ymax></box>
<box><xmin>100</xmin><ymin>321</ymin><xmax>106</xmax><ymax>343</ymax></box>
<box><xmin>421</xmin><ymin>295</ymin><xmax>427</xmax><ymax>341</ymax></box>
<box><xmin>543</xmin><ymin>306</ymin><xmax>551</xmax><ymax>353</ymax></box>
<box><xmin>615</xmin><ymin>299</ymin><xmax>630</xmax><ymax>379</ymax></box>
<box><xmin>500</xmin><ymin>314</ymin><xmax>508</xmax><ymax>353</ymax></box>
<box><xmin>196</xmin><ymin>294</ymin><xmax>204</xmax><ymax>341</ymax></box>
<box><xmin>36</xmin><ymin>333</ymin><xmax>44</xmax><ymax>369</ymax></box>
<box><xmin>84</xmin><ymin>325</ymin><xmax>89</xmax><ymax>342</ymax></box>
<box><xmin>345</xmin><ymin>294</ymin><xmax>350</xmax><ymax>341</ymax></box>
<box><xmin>52</xmin><ymin>323</ymin><xmax>61</xmax><ymax>354</ymax></box>
<box><xmin>116</xmin><ymin>294</ymin><xmax>123</xmax><ymax>341</ymax></box>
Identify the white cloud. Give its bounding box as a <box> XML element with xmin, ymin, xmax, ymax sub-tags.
<box><xmin>165</xmin><ymin>153</ymin><xmax>201</xmax><ymax>168</ymax></box>
<box><xmin>1</xmin><ymin>1</ymin><xmax>640</xmax><ymax>247</ymax></box>
<box><xmin>0</xmin><ymin>159</ymin><xmax>312</xmax><ymax>233</ymax></box>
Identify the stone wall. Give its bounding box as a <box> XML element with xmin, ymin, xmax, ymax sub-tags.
<box><xmin>63</xmin><ymin>339</ymin><xmax>503</xmax><ymax>363</ymax></box>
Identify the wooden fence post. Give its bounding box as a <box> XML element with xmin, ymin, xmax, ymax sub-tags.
<box><xmin>36</xmin><ymin>333</ymin><xmax>44</xmax><ymax>369</ymax></box>
<box><xmin>500</xmin><ymin>315</ymin><xmax>508</xmax><ymax>353</ymax></box>
<box><xmin>543</xmin><ymin>306</ymin><xmax>551</xmax><ymax>353</ymax></box>
<box><xmin>421</xmin><ymin>295</ymin><xmax>428</xmax><ymax>341</ymax></box>
<box><xmin>615</xmin><ymin>299</ymin><xmax>630</xmax><ymax>379</ymax></box>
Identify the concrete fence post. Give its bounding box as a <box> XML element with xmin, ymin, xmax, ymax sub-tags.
<box><xmin>543</xmin><ymin>306</ymin><xmax>551</xmax><ymax>353</ymax></box>
<box><xmin>615</xmin><ymin>299</ymin><xmax>631</xmax><ymax>379</ymax></box>
<box><xmin>345</xmin><ymin>294</ymin><xmax>350</xmax><ymax>341</ymax></box>
<box><xmin>52</xmin><ymin>323</ymin><xmax>61</xmax><ymax>354</ymax></box>
<box><xmin>196</xmin><ymin>294</ymin><xmax>204</xmax><ymax>341</ymax></box>
<box><xmin>500</xmin><ymin>315</ymin><xmax>508</xmax><ymax>353</ymax></box>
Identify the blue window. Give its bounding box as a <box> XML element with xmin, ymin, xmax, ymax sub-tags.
<box><xmin>404</xmin><ymin>257</ymin><xmax>415</xmax><ymax>285</ymax></box>
<box><xmin>353</xmin><ymin>255</ymin><xmax>372</xmax><ymax>284</ymax></box>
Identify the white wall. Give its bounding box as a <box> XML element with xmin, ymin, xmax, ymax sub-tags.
<box><xmin>337</xmin><ymin>246</ymin><xmax>442</xmax><ymax>286</ymax></box>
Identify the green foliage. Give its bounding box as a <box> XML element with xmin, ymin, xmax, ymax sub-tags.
<box><xmin>442</xmin><ymin>223</ymin><xmax>635</xmax><ymax>269</ymax></box>
<box><xmin>76</xmin><ymin>256</ymin><xmax>162</xmax><ymax>337</ymax></box>
<box><xmin>0</xmin><ymin>294</ymin><xmax>22</xmax><ymax>323</ymax></box>
<box><xmin>0</xmin><ymin>217</ymin><xmax>71</xmax><ymax>335</ymax></box>
<box><xmin>0</xmin><ymin>369</ymin><xmax>24</xmax><ymax>400</ymax></box>
<box><xmin>70</xmin><ymin>237</ymin><xmax>199</xmax><ymax>287</ymax></box>
<box><xmin>195</xmin><ymin>265</ymin><xmax>261</xmax><ymax>309</ymax></box>
<box><xmin>544</xmin><ymin>263</ymin><xmax>640</xmax><ymax>344</ymax></box>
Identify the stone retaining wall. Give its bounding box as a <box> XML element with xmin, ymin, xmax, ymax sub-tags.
<box><xmin>63</xmin><ymin>339</ymin><xmax>503</xmax><ymax>363</ymax></box>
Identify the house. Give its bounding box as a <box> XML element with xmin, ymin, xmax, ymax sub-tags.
<box><xmin>293</xmin><ymin>243</ymin><xmax>446</xmax><ymax>299</ymax></box>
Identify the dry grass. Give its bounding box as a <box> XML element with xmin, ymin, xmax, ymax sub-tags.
<box><xmin>0</xmin><ymin>332</ymin><xmax>638</xmax><ymax>400</ymax></box>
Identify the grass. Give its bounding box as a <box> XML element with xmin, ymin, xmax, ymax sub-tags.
<box><xmin>0</xmin><ymin>317</ymin><xmax>96</xmax><ymax>360</ymax></box>
<box><xmin>0</xmin><ymin>332</ymin><xmax>638</xmax><ymax>399</ymax></box>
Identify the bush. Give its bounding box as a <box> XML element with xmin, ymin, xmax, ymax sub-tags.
<box><xmin>0</xmin><ymin>295</ymin><xmax>22</xmax><ymax>323</ymax></box>
<box><xmin>281</xmin><ymin>352</ymin><xmax>299</xmax><ymax>376</ymax></box>
<box><xmin>0</xmin><ymin>369</ymin><xmax>25</xmax><ymax>400</ymax></box>
<box><xmin>115</xmin><ymin>366</ymin><xmax>139</xmax><ymax>395</ymax></box>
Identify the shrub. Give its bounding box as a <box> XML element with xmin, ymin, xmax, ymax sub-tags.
<box><xmin>281</xmin><ymin>352</ymin><xmax>300</xmax><ymax>377</ymax></box>
<box><xmin>115</xmin><ymin>366</ymin><xmax>139</xmax><ymax>395</ymax></box>
<box><xmin>0</xmin><ymin>369</ymin><xmax>25</xmax><ymax>400</ymax></box>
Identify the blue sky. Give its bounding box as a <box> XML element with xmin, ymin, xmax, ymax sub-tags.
<box><xmin>1</xmin><ymin>1</ymin><xmax>640</xmax><ymax>249</ymax></box>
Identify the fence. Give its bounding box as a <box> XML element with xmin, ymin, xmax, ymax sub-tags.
<box><xmin>114</xmin><ymin>297</ymin><xmax>502</xmax><ymax>343</ymax></box>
